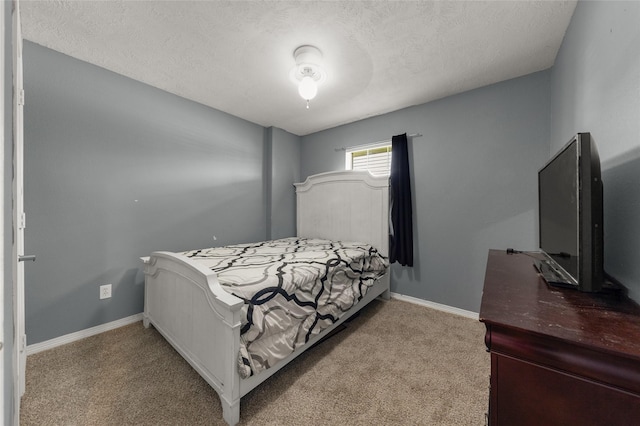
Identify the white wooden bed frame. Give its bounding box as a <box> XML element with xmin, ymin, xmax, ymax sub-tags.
<box><xmin>141</xmin><ymin>170</ymin><xmax>390</xmax><ymax>425</ymax></box>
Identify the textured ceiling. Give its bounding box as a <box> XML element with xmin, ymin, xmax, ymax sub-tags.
<box><xmin>21</xmin><ymin>1</ymin><xmax>576</xmax><ymax>136</ymax></box>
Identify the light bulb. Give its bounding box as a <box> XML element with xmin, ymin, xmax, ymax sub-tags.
<box><xmin>298</xmin><ymin>76</ymin><xmax>318</xmax><ymax>101</ymax></box>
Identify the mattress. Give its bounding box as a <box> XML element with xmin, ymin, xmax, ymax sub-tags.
<box><xmin>183</xmin><ymin>237</ymin><xmax>389</xmax><ymax>378</ymax></box>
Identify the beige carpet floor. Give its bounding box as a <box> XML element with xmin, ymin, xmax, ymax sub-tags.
<box><xmin>21</xmin><ymin>299</ymin><xmax>489</xmax><ymax>425</ymax></box>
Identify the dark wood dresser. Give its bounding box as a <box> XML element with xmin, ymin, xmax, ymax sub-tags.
<box><xmin>480</xmin><ymin>249</ymin><xmax>640</xmax><ymax>426</ymax></box>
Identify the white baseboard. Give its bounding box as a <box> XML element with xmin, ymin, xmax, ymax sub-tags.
<box><xmin>26</xmin><ymin>313</ymin><xmax>143</xmax><ymax>355</ymax></box>
<box><xmin>390</xmin><ymin>292</ymin><xmax>479</xmax><ymax>320</ymax></box>
<box><xmin>26</xmin><ymin>296</ymin><xmax>476</xmax><ymax>355</ymax></box>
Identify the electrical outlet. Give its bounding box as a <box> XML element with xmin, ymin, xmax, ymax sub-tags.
<box><xmin>100</xmin><ymin>284</ymin><xmax>112</xmax><ymax>300</ymax></box>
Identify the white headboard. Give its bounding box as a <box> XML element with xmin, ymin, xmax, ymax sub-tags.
<box><xmin>294</xmin><ymin>171</ymin><xmax>389</xmax><ymax>257</ymax></box>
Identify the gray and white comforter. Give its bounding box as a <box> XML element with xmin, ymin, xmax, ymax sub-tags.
<box><xmin>183</xmin><ymin>237</ymin><xmax>389</xmax><ymax>378</ymax></box>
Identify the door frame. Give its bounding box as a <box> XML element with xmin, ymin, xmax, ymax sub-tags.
<box><xmin>12</xmin><ymin>0</ymin><xmax>26</xmax><ymax>424</ymax></box>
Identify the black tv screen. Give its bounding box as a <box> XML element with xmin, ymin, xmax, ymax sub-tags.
<box><xmin>538</xmin><ymin>133</ymin><xmax>603</xmax><ymax>292</ymax></box>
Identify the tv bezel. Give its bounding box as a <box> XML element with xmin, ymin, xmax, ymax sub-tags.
<box><xmin>538</xmin><ymin>132</ymin><xmax>604</xmax><ymax>292</ymax></box>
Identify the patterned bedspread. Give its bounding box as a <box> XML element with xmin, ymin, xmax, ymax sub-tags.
<box><xmin>183</xmin><ymin>237</ymin><xmax>389</xmax><ymax>378</ymax></box>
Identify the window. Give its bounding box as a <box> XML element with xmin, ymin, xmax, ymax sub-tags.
<box><xmin>345</xmin><ymin>142</ymin><xmax>392</xmax><ymax>176</ymax></box>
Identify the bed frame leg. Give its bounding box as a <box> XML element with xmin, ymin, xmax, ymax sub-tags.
<box><xmin>380</xmin><ymin>288</ymin><xmax>391</xmax><ymax>301</ymax></box>
<box><xmin>142</xmin><ymin>313</ymin><xmax>150</xmax><ymax>328</ymax></box>
<box><xmin>221</xmin><ymin>398</ymin><xmax>240</xmax><ymax>426</ymax></box>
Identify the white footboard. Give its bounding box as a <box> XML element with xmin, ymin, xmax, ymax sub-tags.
<box><xmin>141</xmin><ymin>252</ymin><xmax>244</xmax><ymax>425</ymax></box>
<box><xmin>142</xmin><ymin>251</ymin><xmax>390</xmax><ymax>425</ymax></box>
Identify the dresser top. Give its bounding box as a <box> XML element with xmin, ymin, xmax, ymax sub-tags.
<box><xmin>480</xmin><ymin>249</ymin><xmax>640</xmax><ymax>360</ymax></box>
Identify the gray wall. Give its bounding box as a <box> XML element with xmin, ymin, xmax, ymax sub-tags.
<box><xmin>23</xmin><ymin>42</ymin><xmax>271</xmax><ymax>344</ymax></box>
<box><xmin>4</xmin><ymin>1</ymin><xmax>15</xmax><ymax>422</ymax></box>
<box><xmin>269</xmin><ymin>127</ymin><xmax>301</xmax><ymax>240</ymax></box>
<box><xmin>550</xmin><ymin>1</ymin><xmax>640</xmax><ymax>301</ymax></box>
<box><xmin>301</xmin><ymin>71</ymin><xmax>550</xmax><ymax>313</ymax></box>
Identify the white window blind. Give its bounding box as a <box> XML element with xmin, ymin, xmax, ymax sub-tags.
<box><xmin>345</xmin><ymin>142</ymin><xmax>392</xmax><ymax>176</ymax></box>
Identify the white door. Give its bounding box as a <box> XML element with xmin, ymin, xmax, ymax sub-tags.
<box><xmin>12</xmin><ymin>0</ymin><xmax>27</xmax><ymax>423</ymax></box>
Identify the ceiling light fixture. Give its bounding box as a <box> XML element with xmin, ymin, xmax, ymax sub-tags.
<box><xmin>290</xmin><ymin>45</ymin><xmax>326</xmax><ymax>109</ymax></box>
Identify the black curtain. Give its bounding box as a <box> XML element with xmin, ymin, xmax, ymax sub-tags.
<box><xmin>389</xmin><ymin>133</ymin><xmax>413</xmax><ymax>266</ymax></box>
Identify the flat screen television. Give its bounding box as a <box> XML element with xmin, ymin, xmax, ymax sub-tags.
<box><xmin>537</xmin><ymin>132</ymin><xmax>604</xmax><ymax>292</ymax></box>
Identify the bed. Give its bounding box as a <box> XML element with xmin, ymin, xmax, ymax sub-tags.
<box><xmin>141</xmin><ymin>170</ymin><xmax>390</xmax><ymax>425</ymax></box>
